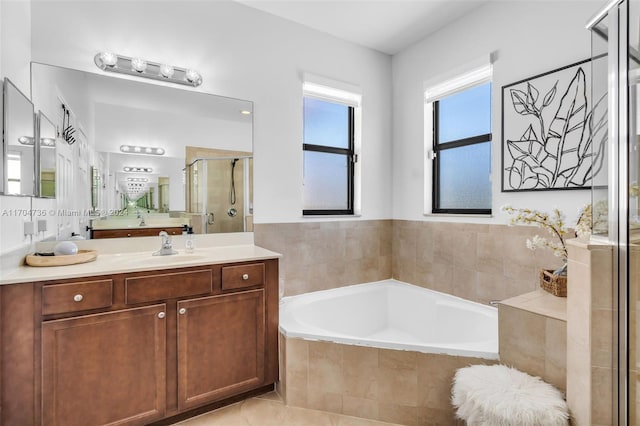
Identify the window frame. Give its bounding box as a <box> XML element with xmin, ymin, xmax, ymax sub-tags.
<box><xmin>302</xmin><ymin>99</ymin><xmax>355</xmax><ymax>216</ymax></box>
<box><xmin>431</xmin><ymin>84</ymin><xmax>492</xmax><ymax>215</ymax></box>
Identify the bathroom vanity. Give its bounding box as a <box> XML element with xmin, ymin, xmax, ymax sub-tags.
<box><xmin>0</xmin><ymin>240</ymin><xmax>279</xmax><ymax>426</ymax></box>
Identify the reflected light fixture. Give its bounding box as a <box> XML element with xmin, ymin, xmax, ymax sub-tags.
<box><xmin>94</xmin><ymin>52</ymin><xmax>203</xmax><ymax>87</ymax></box>
<box><xmin>240</xmin><ymin>110</ymin><xmax>252</xmax><ymax>115</ymax></box>
<box><xmin>17</xmin><ymin>136</ymin><xmax>34</xmax><ymax>145</ymax></box>
<box><xmin>40</xmin><ymin>138</ymin><xmax>56</xmax><ymax>147</ymax></box>
<box><xmin>123</xmin><ymin>166</ymin><xmax>153</xmax><ymax>173</ymax></box>
<box><xmin>120</xmin><ymin>144</ymin><xmax>165</xmax><ymax>155</ymax></box>
<box><xmin>127</xmin><ymin>177</ymin><xmax>149</xmax><ymax>182</ymax></box>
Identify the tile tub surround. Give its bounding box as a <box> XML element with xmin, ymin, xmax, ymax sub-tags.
<box><xmin>392</xmin><ymin>221</ymin><xmax>565</xmax><ymax>305</ymax></box>
<box><xmin>279</xmin><ymin>335</ymin><xmax>495</xmax><ymax>426</ymax></box>
<box><xmin>498</xmin><ymin>291</ymin><xmax>567</xmax><ymax>392</ymax></box>
<box><xmin>254</xmin><ymin>221</ymin><xmax>392</xmax><ymax>297</ymax></box>
<box><xmin>566</xmin><ymin>239</ymin><xmax>613</xmax><ymax>426</ymax></box>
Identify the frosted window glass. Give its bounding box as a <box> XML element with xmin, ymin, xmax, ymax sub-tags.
<box><xmin>303</xmin><ymin>151</ymin><xmax>348</xmax><ymax>210</ymax></box>
<box><xmin>304</xmin><ymin>98</ymin><xmax>349</xmax><ymax>149</ymax></box>
<box><xmin>438</xmin><ymin>142</ymin><xmax>491</xmax><ymax>209</ymax></box>
<box><xmin>438</xmin><ymin>83</ymin><xmax>491</xmax><ymax>144</ymax></box>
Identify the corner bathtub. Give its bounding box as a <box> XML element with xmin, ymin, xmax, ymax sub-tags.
<box><xmin>279</xmin><ymin>279</ymin><xmax>498</xmax><ymax>360</ymax></box>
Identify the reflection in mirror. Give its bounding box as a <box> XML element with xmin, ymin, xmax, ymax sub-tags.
<box><xmin>31</xmin><ymin>62</ymin><xmax>253</xmax><ymax>238</ymax></box>
<box><xmin>90</xmin><ymin>166</ymin><xmax>99</xmax><ymax>209</ymax></box>
<box><xmin>3</xmin><ymin>78</ymin><xmax>35</xmax><ymax>196</ymax></box>
<box><xmin>186</xmin><ymin>147</ymin><xmax>253</xmax><ymax>234</ymax></box>
<box><xmin>37</xmin><ymin>111</ymin><xmax>56</xmax><ymax>198</ymax></box>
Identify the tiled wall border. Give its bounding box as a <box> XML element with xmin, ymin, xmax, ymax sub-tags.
<box><xmin>255</xmin><ymin>219</ymin><xmax>563</xmax><ymax>303</ymax></box>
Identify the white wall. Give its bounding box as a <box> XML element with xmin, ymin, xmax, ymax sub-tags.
<box><xmin>0</xmin><ymin>0</ymin><xmax>33</xmax><ymax>257</ymax></box>
<box><xmin>29</xmin><ymin>0</ymin><xmax>393</xmax><ymax>225</ymax></box>
<box><xmin>392</xmin><ymin>0</ymin><xmax>603</xmax><ymax>224</ymax></box>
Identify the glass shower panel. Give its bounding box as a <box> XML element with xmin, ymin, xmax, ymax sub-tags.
<box><xmin>592</xmin><ymin>16</ymin><xmax>610</xmax><ymax>237</ymax></box>
<box><xmin>630</xmin><ymin>2</ymin><xmax>640</xmax><ymax>423</ymax></box>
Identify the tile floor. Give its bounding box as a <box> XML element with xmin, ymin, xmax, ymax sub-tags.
<box><xmin>174</xmin><ymin>391</ymin><xmax>401</xmax><ymax>426</ymax></box>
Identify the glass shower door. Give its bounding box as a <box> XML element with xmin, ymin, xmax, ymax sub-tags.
<box><xmin>629</xmin><ymin>1</ymin><xmax>640</xmax><ymax>423</ymax></box>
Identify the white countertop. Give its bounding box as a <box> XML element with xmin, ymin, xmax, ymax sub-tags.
<box><xmin>0</xmin><ymin>233</ymin><xmax>281</xmax><ymax>286</ymax></box>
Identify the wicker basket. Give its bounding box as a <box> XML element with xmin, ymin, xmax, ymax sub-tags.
<box><xmin>539</xmin><ymin>269</ymin><xmax>567</xmax><ymax>297</ymax></box>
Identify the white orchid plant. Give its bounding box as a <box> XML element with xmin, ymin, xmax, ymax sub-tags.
<box><xmin>501</xmin><ymin>204</ymin><xmax>592</xmax><ymax>275</ymax></box>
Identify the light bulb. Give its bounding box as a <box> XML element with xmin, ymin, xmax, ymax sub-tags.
<box><xmin>120</xmin><ymin>145</ymin><xmax>130</xmax><ymax>152</ymax></box>
<box><xmin>131</xmin><ymin>58</ymin><xmax>147</xmax><ymax>73</ymax></box>
<box><xmin>133</xmin><ymin>146</ymin><xmax>142</xmax><ymax>153</ymax></box>
<box><xmin>185</xmin><ymin>69</ymin><xmax>201</xmax><ymax>84</ymax></box>
<box><xmin>160</xmin><ymin>64</ymin><xmax>175</xmax><ymax>78</ymax></box>
<box><xmin>124</xmin><ymin>167</ymin><xmax>131</xmax><ymax>172</ymax></box>
<box><xmin>156</xmin><ymin>148</ymin><xmax>165</xmax><ymax>155</ymax></box>
<box><xmin>145</xmin><ymin>147</ymin><xmax>152</xmax><ymax>153</ymax></box>
<box><xmin>100</xmin><ymin>52</ymin><xmax>118</xmax><ymax>67</ymax></box>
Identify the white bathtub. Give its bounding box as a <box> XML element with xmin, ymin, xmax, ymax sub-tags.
<box><xmin>279</xmin><ymin>279</ymin><xmax>498</xmax><ymax>360</ymax></box>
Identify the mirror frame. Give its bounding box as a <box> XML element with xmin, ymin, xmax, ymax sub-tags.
<box><xmin>2</xmin><ymin>78</ymin><xmax>36</xmax><ymax>196</ymax></box>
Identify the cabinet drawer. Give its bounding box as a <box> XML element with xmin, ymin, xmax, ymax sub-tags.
<box><xmin>221</xmin><ymin>263</ymin><xmax>265</xmax><ymax>290</ymax></box>
<box><xmin>43</xmin><ymin>279</ymin><xmax>113</xmax><ymax>315</ymax></box>
<box><xmin>126</xmin><ymin>269</ymin><xmax>213</xmax><ymax>304</ymax></box>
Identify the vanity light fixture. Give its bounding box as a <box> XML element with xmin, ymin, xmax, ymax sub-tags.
<box><xmin>127</xmin><ymin>177</ymin><xmax>148</xmax><ymax>182</ymax></box>
<box><xmin>120</xmin><ymin>144</ymin><xmax>165</xmax><ymax>155</ymax></box>
<box><xmin>123</xmin><ymin>166</ymin><xmax>153</xmax><ymax>173</ymax></box>
<box><xmin>94</xmin><ymin>52</ymin><xmax>203</xmax><ymax>87</ymax></box>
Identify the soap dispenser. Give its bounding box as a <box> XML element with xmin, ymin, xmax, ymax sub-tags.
<box><xmin>185</xmin><ymin>227</ymin><xmax>195</xmax><ymax>253</ymax></box>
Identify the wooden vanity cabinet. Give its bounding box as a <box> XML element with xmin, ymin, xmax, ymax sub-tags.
<box><xmin>0</xmin><ymin>258</ymin><xmax>278</xmax><ymax>426</ymax></box>
<box><xmin>41</xmin><ymin>305</ymin><xmax>167</xmax><ymax>426</ymax></box>
<box><xmin>91</xmin><ymin>226</ymin><xmax>184</xmax><ymax>239</ymax></box>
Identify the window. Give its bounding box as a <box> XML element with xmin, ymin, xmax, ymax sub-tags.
<box><xmin>7</xmin><ymin>152</ymin><xmax>21</xmax><ymax>194</ymax></box>
<box><xmin>302</xmin><ymin>81</ymin><xmax>359</xmax><ymax>215</ymax></box>
<box><xmin>429</xmin><ymin>78</ymin><xmax>492</xmax><ymax>214</ymax></box>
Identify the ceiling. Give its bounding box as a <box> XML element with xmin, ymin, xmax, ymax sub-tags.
<box><xmin>235</xmin><ymin>0</ymin><xmax>490</xmax><ymax>55</ymax></box>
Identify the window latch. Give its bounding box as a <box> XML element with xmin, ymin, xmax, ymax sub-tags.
<box><xmin>427</xmin><ymin>150</ymin><xmax>437</xmax><ymax>160</ymax></box>
<box><xmin>351</xmin><ymin>154</ymin><xmax>359</xmax><ymax>163</ymax></box>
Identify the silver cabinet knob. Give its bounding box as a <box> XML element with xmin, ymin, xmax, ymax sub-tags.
<box><xmin>242</xmin><ymin>274</ymin><xmax>249</xmax><ymax>280</ymax></box>
<box><xmin>179</xmin><ymin>308</ymin><xmax>187</xmax><ymax>315</ymax></box>
<box><xmin>157</xmin><ymin>312</ymin><xmax>166</xmax><ymax>319</ymax></box>
<box><xmin>73</xmin><ymin>294</ymin><xmax>83</xmax><ymax>302</ymax></box>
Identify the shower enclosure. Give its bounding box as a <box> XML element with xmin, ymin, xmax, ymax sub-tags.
<box><xmin>186</xmin><ymin>156</ymin><xmax>253</xmax><ymax>233</ymax></box>
<box><xmin>589</xmin><ymin>0</ymin><xmax>640</xmax><ymax>423</ymax></box>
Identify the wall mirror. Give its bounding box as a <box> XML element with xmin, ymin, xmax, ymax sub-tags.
<box><xmin>2</xmin><ymin>78</ymin><xmax>36</xmax><ymax>196</ymax></box>
<box><xmin>31</xmin><ymin>62</ymin><xmax>253</xmax><ymax>237</ymax></box>
<box><xmin>37</xmin><ymin>111</ymin><xmax>56</xmax><ymax>198</ymax></box>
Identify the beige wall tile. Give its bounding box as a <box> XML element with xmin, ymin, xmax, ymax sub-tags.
<box><xmin>308</xmin><ymin>341</ymin><xmax>344</xmax><ymax>395</ymax></box>
<box><xmin>343</xmin><ymin>345</ymin><xmax>378</xmax><ymax>399</ymax></box>
<box><xmin>498</xmin><ymin>306</ymin><xmax>545</xmax><ymax>377</ymax></box>
<box><xmin>591</xmin><ymin>366</ymin><xmax>613</xmax><ymax>425</ymax></box>
<box><xmin>544</xmin><ymin>317</ymin><xmax>567</xmax><ymax>392</ymax></box>
<box><xmin>476</xmin><ymin>231</ymin><xmax>504</xmax><ymax>275</ymax></box>
<box><xmin>342</xmin><ymin>396</ymin><xmax>379</xmax><ymax>420</ymax></box>
<box><xmin>255</xmin><ymin>220</ymin><xmax>392</xmax><ymax>297</ymax></box>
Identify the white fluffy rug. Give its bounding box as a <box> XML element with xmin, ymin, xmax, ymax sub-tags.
<box><xmin>451</xmin><ymin>364</ymin><xmax>569</xmax><ymax>426</ymax></box>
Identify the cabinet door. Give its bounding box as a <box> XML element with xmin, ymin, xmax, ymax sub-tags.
<box><xmin>177</xmin><ymin>290</ymin><xmax>265</xmax><ymax>411</ymax></box>
<box><xmin>42</xmin><ymin>305</ymin><xmax>167</xmax><ymax>426</ymax></box>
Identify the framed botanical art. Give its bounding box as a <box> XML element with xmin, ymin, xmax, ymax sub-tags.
<box><xmin>501</xmin><ymin>59</ymin><xmax>606</xmax><ymax>192</ymax></box>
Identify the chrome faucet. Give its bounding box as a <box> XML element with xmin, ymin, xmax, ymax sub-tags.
<box><xmin>139</xmin><ymin>216</ymin><xmax>146</xmax><ymax>226</ymax></box>
<box><xmin>153</xmin><ymin>231</ymin><xmax>178</xmax><ymax>256</ymax></box>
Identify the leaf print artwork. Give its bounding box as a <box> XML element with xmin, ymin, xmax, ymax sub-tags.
<box><xmin>501</xmin><ymin>59</ymin><xmax>606</xmax><ymax>191</ymax></box>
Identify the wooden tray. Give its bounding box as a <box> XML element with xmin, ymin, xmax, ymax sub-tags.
<box><xmin>25</xmin><ymin>250</ymin><xmax>98</xmax><ymax>267</ymax></box>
